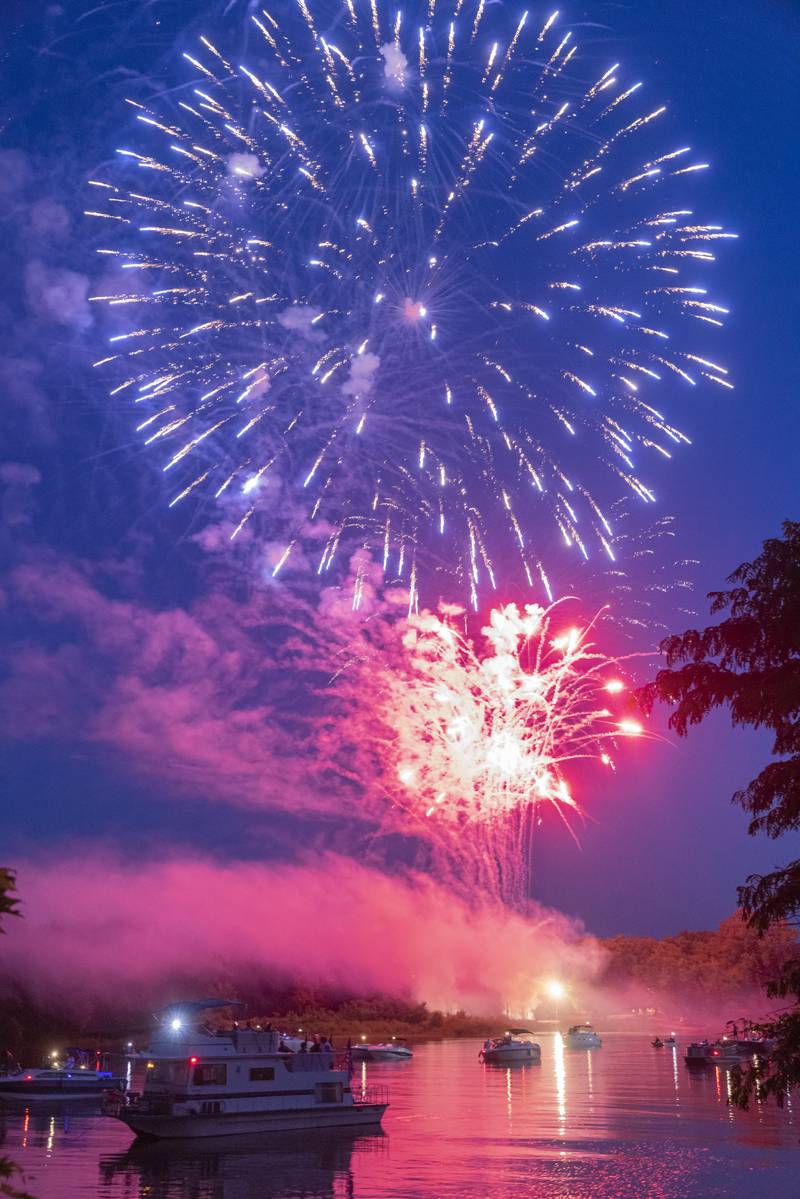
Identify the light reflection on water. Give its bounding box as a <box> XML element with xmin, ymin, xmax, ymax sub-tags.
<box><xmin>1</xmin><ymin>1035</ymin><xmax>797</xmax><ymax>1199</ymax></box>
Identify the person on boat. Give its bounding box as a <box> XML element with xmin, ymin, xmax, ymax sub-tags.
<box><xmin>299</xmin><ymin>1038</ymin><xmax>308</xmax><ymax>1052</ymax></box>
<box><xmin>310</xmin><ymin>1037</ymin><xmax>322</xmax><ymax>1053</ymax></box>
<box><xmin>278</xmin><ymin>1038</ymin><xmax>291</xmax><ymax>1053</ymax></box>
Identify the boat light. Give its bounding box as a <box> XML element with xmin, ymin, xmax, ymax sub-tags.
<box><xmin>189</xmin><ymin>1056</ymin><xmax>199</xmax><ymax>1066</ymax></box>
<box><xmin>147</xmin><ymin>1061</ymin><xmax>155</xmax><ymax>1070</ymax></box>
<box><xmin>171</xmin><ymin>1018</ymin><xmax>182</xmax><ymax>1031</ymax></box>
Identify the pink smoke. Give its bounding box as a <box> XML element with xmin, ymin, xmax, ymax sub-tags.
<box><xmin>4</xmin><ymin>854</ymin><xmax>604</xmax><ymax>1015</ymax></box>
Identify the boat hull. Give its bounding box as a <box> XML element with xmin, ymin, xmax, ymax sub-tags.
<box><xmin>0</xmin><ymin>1078</ymin><xmax>126</xmax><ymax>1100</ymax></box>
<box><xmin>355</xmin><ymin>1051</ymin><xmax>411</xmax><ymax>1062</ymax></box>
<box><xmin>117</xmin><ymin>1102</ymin><xmax>388</xmax><ymax>1140</ymax></box>
<box><xmin>482</xmin><ymin>1047</ymin><xmax>540</xmax><ymax>1064</ymax></box>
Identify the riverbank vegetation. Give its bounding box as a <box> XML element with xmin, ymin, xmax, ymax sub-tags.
<box><xmin>640</xmin><ymin>521</ymin><xmax>800</xmax><ymax>1106</ymax></box>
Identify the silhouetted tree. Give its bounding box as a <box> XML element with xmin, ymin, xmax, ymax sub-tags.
<box><xmin>639</xmin><ymin>521</ymin><xmax>800</xmax><ymax>1106</ymax></box>
<box><xmin>0</xmin><ymin>870</ymin><xmax>34</xmax><ymax>1199</ymax></box>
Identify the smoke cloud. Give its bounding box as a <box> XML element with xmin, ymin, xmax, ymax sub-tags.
<box><xmin>3</xmin><ymin>853</ymin><xmax>603</xmax><ymax>1015</ymax></box>
<box><xmin>379</xmin><ymin>42</ymin><xmax>409</xmax><ymax>88</ymax></box>
<box><xmin>341</xmin><ymin>351</ymin><xmax>380</xmax><ymax>398</ymax></box>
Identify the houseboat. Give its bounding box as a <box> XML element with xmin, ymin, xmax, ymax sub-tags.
<box><xmin>106</xmin><ymin>1002</ymin><xmax>388</xmax><ymax>1140</ymax></box>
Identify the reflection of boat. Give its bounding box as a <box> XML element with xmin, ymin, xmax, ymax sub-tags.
<box><xmin>107</xmin><ymin>1001</ymin><xmax>387</xmax><ymax>1139</ymax></box>
<box><xmin>0</xmin><ymin>1066</ymin><xmax>126</xmax><ymax>1100</ymax></box>
<box><xmin>100</xmin><ymin>1127</ymin><xmax>385</xmax><ymax>1197</ymax></box>
<box><xmin>350</xmin><ymin>1042</ymin><xmax>413</xmax><ymax>1062</ymax></box>
<box><xmin>480</xmin><ymin>1030</ymin><xmax>541</xmax><ymax>1064</ymax></box>
<box><xmin>565</xmin><ymin>1024</ymin><xmax>602</xmax><ymax>1049</ymax></box>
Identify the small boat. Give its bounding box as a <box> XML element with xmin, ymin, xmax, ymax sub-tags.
<box><xmin>684</xmin><ymin>1040</ymin><xmax>714</xmax><ymax>1068</ymax></box>
<box><xmin>708</xmin><ymin>1037</ymin><xmax>772</xmax><ymax>1068</ymax></box>
<box><xmin>652</xmin><ymin>1033</ymin><xmax>676</xmax><ymax>1048</ymax></box>
<box><xmin>565</xmin><ymin>1024</ymin><xmax>602</xmax><ymax>1049</ymax></box>
<box><xmin>480</xmin><ymin>1030</ymin><xmax>541</xmax><ymax>1065</ymax></box>
<box><xmin>350</xmin><ymin>1042</ymin><xmax>412</xmax><ymax>1063</ymax></box>
<box><xmin>0</xmin><ymin>1066</ymin><xmax>126</xmax><ymax>1100</ymax></box>
<box><xmin>107</xmin><ymin>1000</ymin><xmax>387</xmax><ymax>1139</ymax></box>
<box><xmin>651</xmin><ymin>1037</ymin><xmax>664</xmax><ymax>1048</ymax></box>
<box><xmin>664</xmin><ymin>1033</ymin><xmax>677</xmax><ymax>1046</ymax></box>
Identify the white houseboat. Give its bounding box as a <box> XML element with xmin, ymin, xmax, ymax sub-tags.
<box><xmin>107</xmin><ymin>1002</ymin><xmax>387</xmax><ymax>1140</ymax></box>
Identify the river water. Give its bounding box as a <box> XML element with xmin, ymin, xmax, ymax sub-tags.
<box><xmin>2</xmin><ymin>1035</ymin><xmax>797</xmax><ymax>1198</ymax></box>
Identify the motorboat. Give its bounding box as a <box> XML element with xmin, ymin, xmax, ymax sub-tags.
<box><xmin>349</xmin><ymin>1042</ymin><xmax>413</xmax><ymax>1063</ymax></box>
<box><xmin>652</xmin><ymin>1033</ymin><xmax>677</xmax><ymax>1048</ymax></box>
<box><xmin>684</xmin><ymin>1036</ymin><xmax>771</xmax><ymax>1069</ymax></box>
<box><xmin>480</xmin><ymin>1030</ymin><xmax>541</xmax><ymax>1064</ymax></box>
<box><xmin>707</xmin><ymin>1037</ymin><xmax>772</xmax><ymax>1069</ymax></box>
<box><xmin>0</xmin><ymin>1065</ymin><xmax>126</xmax><ymax>1100</ymax></box>
<box><xmin>651</xmin><ymin>1037</ymin><xmax>664</xmax><ymax>1048</ymax></box>
<box><xmin>565</xmin><ymin>1024</ymin><xmax>602</xmax><ymax>1049</ymax></box>
<box><xmin>106</xmin><ymin>1001</ymin><xmax>387</xmax><ymax>1139</ymax></box>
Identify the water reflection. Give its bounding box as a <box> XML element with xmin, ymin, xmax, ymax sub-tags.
<box><xmin>100</xmin><ymin>1129</ymin><xmax>386</xmax><ymax>1199</ymax></box>
<box><xmin>551</xmin><ymin>1030</ymin><xmax>567</xmax><ymax>1138</ymax></box>
<box><xmin>1</xmin><ymin>1037</ymin><xmax>797</xmax><ymax>1199</ymax></box>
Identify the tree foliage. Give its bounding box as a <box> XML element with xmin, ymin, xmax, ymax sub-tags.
<box><xmin>638</xmin><ymin>521</ymin><xmax>800</xmax><ymax>1106</ymax></box>
<box><xmin>602</xmin><ymin>913</ymin><xmax>797</xmax><ymax>1002</ymax></box>
<box><xmin>0</xmin><ymin>870</ymin><xmax>33</xmax><ymax>1199</ymax></box>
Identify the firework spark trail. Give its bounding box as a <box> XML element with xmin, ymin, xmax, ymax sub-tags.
<box><xmin>89</xmin><ymin>1</ymin><xmax>735</xmax><ymax>608</ymax></box>
<box><xmin>347</xmin><ymin>599</ymin><xmax>642</xmax><ymax>907</ymax></box>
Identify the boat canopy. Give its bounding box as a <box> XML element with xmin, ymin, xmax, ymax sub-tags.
<box><xmin>507</xmin><ymin>1028</ymin><xmax>533</xmax><ymax>1035</ymax></box>
<box><xmin>155</xmin><ymin>999</ymin><xmax>244</xmax><ymax>1020</ymax></box>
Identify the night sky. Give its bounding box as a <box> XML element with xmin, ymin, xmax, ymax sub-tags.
<box><xmin>1</xmin><ymin>0</ymin><xmax>798</xmax><ymax>942</ymax></box>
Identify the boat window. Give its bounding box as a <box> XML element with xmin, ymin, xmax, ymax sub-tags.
<box><xmin>316</xmin><ymin>1082</ymin><xmax>343</xmax><ymax>1104</ymax></box>
<box><xmin>152</xmin><ymin>1061</ymin><xmax>187</xmax><ymax>1085</ymax></box>
<box><xmin>193</xmin><ymin>1064</ymin><xmax>227</xmax><ymax>1086</ymax></box>
<box><xmin>249</xmin><ymin>1067</ymin><xmax>275</xmax><ymax>1082</ymax></box>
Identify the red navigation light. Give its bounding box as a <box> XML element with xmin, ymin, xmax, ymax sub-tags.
<box><xmin>189</xmin><ymin>1056</ymin><xmax>199</xmax><ymax>1066</ymax></box>
<box><xmin>24</xmin><ymin>1075</ymin><xmax>32</xmax><ymax>1081</ymax></box>
<box><xmin>711</xmin><ymin>1049</ymin><xmax>719</xmax><ymax>1057</ymax></box>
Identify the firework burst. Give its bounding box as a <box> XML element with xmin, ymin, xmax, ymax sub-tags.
<box><xmin>88</xmin><ymin>2</ymin><xmax>735</xmax><ymax>609</ymax></box>
<box><xmin>346</xmin><ymin>599</ymin><xmax>642</xmax><ymax>907</ymax></box>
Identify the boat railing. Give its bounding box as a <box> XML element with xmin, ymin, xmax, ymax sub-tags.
<box><xmin>281</xmin><ymin>1050</ymin><xmax>337</xmax><ymax>1073</ymax></box>
<box><xmin>106</xmin><ymin>1090</ymin><xmax>174</xmax><ymax>1116</ymax></box>
<box><xmin>351</xmin><ymin>1084</ymin><xmax>389</xmax><ymax>1107</ymax></box>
